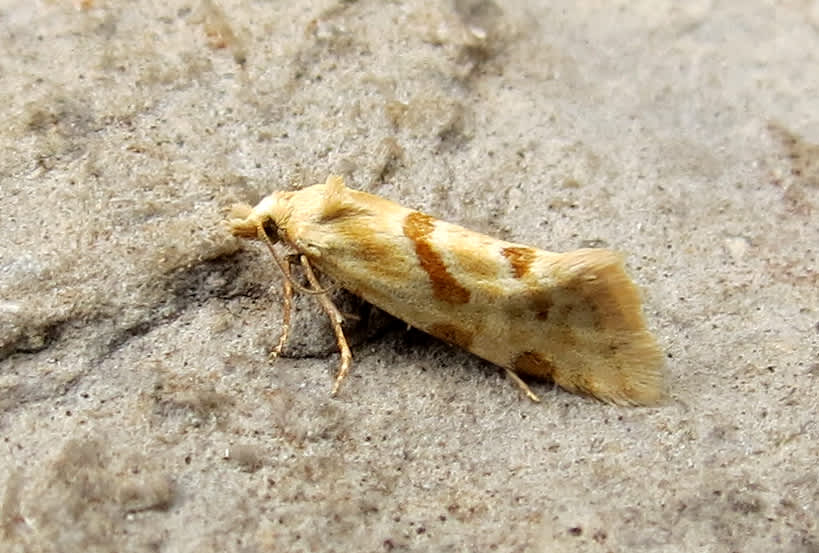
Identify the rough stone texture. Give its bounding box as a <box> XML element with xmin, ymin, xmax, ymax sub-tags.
<box><xmin>1</xmin><ymin>1</ymin><xmax>817</xmax><ymax>552</ymax></box>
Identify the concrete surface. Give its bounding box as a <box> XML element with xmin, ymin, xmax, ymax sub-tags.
<box><xmin>1</xmin><ymin>1</ymin><xmax>817</xmax><ymax>552</ymax></box>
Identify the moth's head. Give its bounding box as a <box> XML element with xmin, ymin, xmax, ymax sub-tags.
<box><xmin>226</xmin><ymin>193</ymin><xmax>285</xmax><ymax>243</ymax></box>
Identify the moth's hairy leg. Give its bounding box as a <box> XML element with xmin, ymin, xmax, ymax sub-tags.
<box><xmin>299</xmin><ymin>255</ymin><xmax>353</xmax><ymax>397</ymax></box>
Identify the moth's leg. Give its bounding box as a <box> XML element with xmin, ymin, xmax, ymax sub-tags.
<box><xmin>269</xmin><ymin>255</ymin><xmax>298</xmax><ymax>362</ymax></box>
<box><xmin>504</xmin><ymin>369</ymin><xmax>541</xmax><ymax>402</ymax></box>
<box><xmin>299</xmin><ymin>255</ymin><xmax>352</xmax><ymax>397</ymax></box>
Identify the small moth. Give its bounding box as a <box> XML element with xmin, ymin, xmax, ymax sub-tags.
<box><xmin>226</xmin><ymin>175</ymin><xmax>663</xmax><ymax>405</ymax></box>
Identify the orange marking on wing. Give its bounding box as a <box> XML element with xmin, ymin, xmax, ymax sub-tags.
<box><xmin>428</xmin><ymin>323</ymin><xmax>474</xmax><ymax>349</ymax></box>
<box><xmin>512</xmin><ymin>351</ymin><xmax>557</xmax><ymax>380</ymax></box>
<box><xmin>502</xmin><ymin>246</ymin><xmax>538</xmax><ymax>279</ymax></box>
<box><xmin>403</xmin><ymin>212</ymin><xmax>470</xmax><ymax>304</ymax></box>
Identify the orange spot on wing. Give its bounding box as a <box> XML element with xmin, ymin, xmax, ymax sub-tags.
<box><xmin>502</xmin><ymin>246</ymin><xmax>537</xmax><ymax>278</ymax></box>
<box><xmin>428</xmin><ymin>323</ymin><xmax>474</xmax><ymax>349</ymax></box>
<box><xmin>403</xmin><ymin>212</ymin><xmax>470</xmax><ymax>304</ymax></box>
<box><xmin>512</xmin><ymin>351</ymin><xmax>556</xmax><ymax>380</ymax></box>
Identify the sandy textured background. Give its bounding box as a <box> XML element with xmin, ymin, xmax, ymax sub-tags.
<box><xmin>1</xmin><ymin>1</ymin><xmax>818</xmax><ymax>551</ymax></box>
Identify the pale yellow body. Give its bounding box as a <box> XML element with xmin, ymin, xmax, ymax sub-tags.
<box><xmin>228</xmin><ymin>176</ymin><xmax>663</xmax><ymax>405</ymax></box>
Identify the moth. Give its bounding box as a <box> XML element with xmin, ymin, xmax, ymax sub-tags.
<box><xmin>226</xmin><ymin>175</ymin><xmax>663</xmax><ymax>405</ymax></box>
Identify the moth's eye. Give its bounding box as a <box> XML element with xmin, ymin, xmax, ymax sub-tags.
<box><xmin>261</xmin><ymin>218</ymin><xmax>278</xmax><ymax>240</ymax></box>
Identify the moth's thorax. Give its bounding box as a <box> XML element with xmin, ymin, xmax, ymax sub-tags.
<box><xmin>260</xmin><ymin>184</ymin><xmax>335</xmax><ymax>252</ymax></box>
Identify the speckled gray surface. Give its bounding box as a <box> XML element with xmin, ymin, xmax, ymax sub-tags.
<box><xmin>1</xmin><ymin>1</ymin><xmax>817</xmax><ymax>552</ymax></box>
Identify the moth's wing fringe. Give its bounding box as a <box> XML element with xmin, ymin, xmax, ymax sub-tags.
<box><xmin>556</xmin><ymin>249</ymin><xmax>664</xmax><ymax>406</ymax></box>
